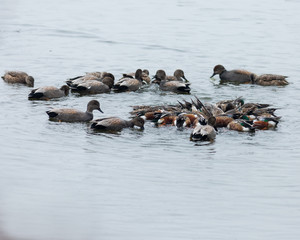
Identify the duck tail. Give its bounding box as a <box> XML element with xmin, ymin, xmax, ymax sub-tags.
<box><xmin>190</xmin><ymin>132</ymin><xmax>209</xmax><ymax>141</ymax></box>
<box><xmin>46</xmin><ymin>111</ymin><xmax>58</xmax><ymax>118</ymax></box>
<box><xmin>28</xmin><ymin>90</ymin><xmax>44</xmax><ymax>100</ymax></box>
<box><xmin>177</xmin><ymin>86</ymin><xmax>191</xmax><ymax>94</ymax></box>
<box><xmin>241</xmin><ymin>120</ymin><xmax>255</xmax><ymax>132</ymax></box>
<box><xmin>112</xmin><ymin>85</ymin><xmax>128</xmax><ymax>92</ymax></box>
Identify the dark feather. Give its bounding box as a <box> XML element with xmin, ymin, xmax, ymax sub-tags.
<box><xmin>46</xmin><ymin>111</ymin><xmax>58</xmax><ymax>118</ymax></box>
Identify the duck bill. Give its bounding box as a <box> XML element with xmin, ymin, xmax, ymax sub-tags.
<box><xmin>210</xmin><ymin>73</ymin><xmax>216</xmax><ymax>78</ymax></box>
<box><xmin>182</xmin><ymin>76</ymin><xmax>189</xmax><ymax>82</ymax></box>
<box><xmin>140</xmin><ymin>126</ymin><xmax>145</xmax><ymax>130</ymax></box>
<box><xmin>98</xmin><ymin>108</ymin><xmax>104</xmax><ymax>113</ymax></box>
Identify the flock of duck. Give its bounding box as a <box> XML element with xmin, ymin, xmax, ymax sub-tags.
<box><xmin>2</xmin><ymin>65</ymin><xmax>288</xmax><ymax>141</ymax></box>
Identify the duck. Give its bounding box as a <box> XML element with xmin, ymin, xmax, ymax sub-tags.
<box><xmin>254</xmin><ymin>74</ymin><xmax>289</xmax><ymax>86</ymax></box>
<box><xmin>175</xmin><ymin>114</ymin><xmax>192</xmax><ymax>129</ymax></box>
<box><xmin>122</xmin><ymin>69</ymin><xmax>151</xmax><ymax>84</ymax></box>
<box><xmin>28</xmin><ymin>85</ymin><xmax>69</xmax><ymax>100</ymax></box>
<box><xmin>190</xmin><ymin>116</ymin><xmax>217</xmax><ymax>141</ymax></box>
<box><xmin>100</xmin><ymin>73</ymin><xmax>115</xmax><ymax>88</ymax></box>
<box><xmin>215</xmin><ymin>116</ymin><xmax>234</xmax><ymax>128</ymax></box>
<box><xmin>66</xmin><ymin>74</ymin><xmax>98</xmax><ymax>87</ymax></box>
<box><xmin>113</xmin><ymin>69</ymin><xmax>143</xmax><ymax>92</ymax></box>
<box><xmin>46</xmin><ymin>100</ymin><xmax>103</xmax><ymax>122</ymax></box>
<box><xmin>66</xmin><ymin>72</ymin><xmax>115</xmax><ymax>89</ymax></box>
<box><xmin>137</xmin><ymin>110</ymin><xmax>165</xmax><ymax>121</ymax></box>
<box><xmin>175</xmin><ymin>113</ymin><xmax>199</xmax><ymax>129</ymax></box>
<box><xmin>227</xmin><ymin>119</ymin><xmax>255</xmax><ymax>132</ymax></box>
<box><xmin>167</xmin><ymin>69</ymin><xmax>189</xmax><ymax>82</ymax></box>
<box><xmin>190</xmin><ymin>96</ymin><xmax>224</xmax><ymax>117</ymax></box>
<box><xmin>216</xmin><ymin>97</ymin><xmax>244</xmax><ymax>112</ymax></box>
<box><xmin>156</xmin><ymin>113</ymin><xmax>177</xmax><ymax>126</ymax></box>
<box><xmin>2</xmin><ymin>71</ymin><xmax>34</xmax><ymax>87</ymax></box>
<box><xmin>252</xmin><ymin>117</ymin><xmax>280</xmax><ymax>130</ymax></box>
<box><xmin>90</xmin><ymin>116</ymin><xmax>144</xmax><ymax>131</ymax></box>
<box><xmin>130</xmin><ymin>104</ymin><xmax>179</xmax><ymax>116</ymax></box>
<box><xmin>69</xmin><ymin>80</ymin><xmax>110</xmax><ymax>95</ymax></box>
<box><xmin>153</xmin><ymin>70</ymin><xmax>191</xmax><ymax>94</ymax></box>
<box><xmin>190</xmin><ymin>99</ymin><xmax>217</xmax><ymax>141</ymax></box>
<box><xmin>210</xmin><ymin>65</ymin><xmax>257</xmax><ymax>84</ymax></box>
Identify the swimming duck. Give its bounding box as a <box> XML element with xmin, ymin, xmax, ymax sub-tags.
<box><xmin>175</xmin><ymin>113</ymin><xmax>199</xmax><ymax>129</ymax></box>
<box><xmin>167</xmin><ymin>69</ymin><xmax>189</xmax><ymax>82</ymax></box>
<box><xmin>190</xmin><ymin>99</ymin><xmax>217</xmax><ymax>141</ymax></box>
<box><xmin>113</xmin><ymin>69</ymin><xmax>143</xmax><ymax>92</ymax></box>
<box><xmin>215</xmin><ymin>116</ymin><xmax>234</xmax><ymax>128</ymax></box>
<box><xmin>122</xmin><ymin>69</ymin><xmax>151</xmax><ymax>84</ymax></box>
<box><xmin>2</xmin><ymin>71</ymin><xmax>34</xmax><ymax>87</ymax></box>
<box><xmin>91</xmin><ymin>116</ymin><xmax>144</xmax><ymax>131</ymax></box>
<box><xmin>153</xmin><ymin>70</ymin><xmax>191</xmax><ymax>94</ymax></box>
<box><xmin>190</xmin><ymin>116</ymin><xmax>217</xmax><ymax>141</ymax></box>
<box><xmin>156</xmin><ymin>113</ymin><xmax>177</xmax><ymax>126</ymax></box>
<box><xmin>211</xmin><ymin>65</ymin><xmax>257</xmax><ymax>84</ymax></box>
<box><xmin>175</xmin><ymin>114</ymin><xmax>191</xmax><ymax>129</ymax></box>
<box><xmin>227</xmin><ymin>119</ymin><xmax>255</xmax><ymax>132</ymax></box>
<box><xmin>216</xmin><ymin>97</ymin><xmax>244</xmax><ymax>112</ymax></box>
<box><xmin>66</xmin><ymin>74</ymin><xmax>98</xmax><ymax>87</ymax></box>
<box><xmin>252</xmin><ymin>117</ymin><xmax>280</xmax><ymax>130</ymax></box>
<box><xmin>70</xmin><ymin>80</ymin><xmax>110</xmax><ymax>95</ymax></box>
<box><xmin>46</xmin><ymin>100</ymin><xmax>103</xmax><ymax>122</ymax></box>
<box><xmin>28</xmin><ymin>85</ymin><xmax>69</xmax><ymax>100</ymax></box>
<box><xmin>66</xmin><ymin>72</ymin><xmax>114</xmax><ymax>89</ymax></box>
<box><xmin>254</xmin><ymin>74</ymin><xmax>289</xmax><ymax>86</ymax></box>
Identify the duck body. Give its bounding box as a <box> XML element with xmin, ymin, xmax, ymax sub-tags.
<box><xmin>2</xmin><ymin>71</ymin><xmax>34</xmax><ymax>87</ymax></box>
<box><xmin>159</xmin><ymin>80</ymin><xmax>191</xmax><ymax>94</ymax></box>
<box><xmin>153</xmin><ymin>70</ymin><xmax>190</xmax><ymax>94</ymax></box>
<box><xmin>113</xmin><ymin>78</ymin><xmax>142</xmax><ymax>92</ymax></box>
<box><xmin>46</xmin><ymin>100</ymin><xmax>102</xmax><ymax>122</ymax></box>
<box><xmin>191</xmin><ymin>122</ymin><xmax>216</xmax><ymax>141</ymax></box>
<box><xmin>166</xmin><ymin>69</ymin><xmax>189</xmax><ymax>82</ymax></box>
<box><xmin>28</xmin><ymin>85</ymin><xmax>69</xmax><ymax>100</ymax></box>
<box><xmin>211</xmin><ymin>65</ymin><xmax>257</xmax><ymax>84</ymax></box>
<box><xmin>91</xmin><ymin>117</ymin><xmax>144</xmax><ymax>131</ymax></box>
<box><xmin>70</xmin><ymin>80</ymin><xmax>110</xmax><ymax>95</ymax></box>
<box><xmin>190</xmin><ymin>116</ymin><xmax>217</xmax><ymax>141</ymax></box>
<box><xmin>254</xmin><ymin>74</ymin><xmax>288</xmax><ymax>86</ymax></box>
<box><xmin>227</xmin><ymin>119</ymin><xmax>255</xmax><ymax>132</ymax></box>
<box><xmin>122</xmin><ymin>69</ymin><xmax>150</xmax><ymax>84</ymax></box>
<box><xmin>113</xmin><ymin>69</ymin><xmax>143</xmax><ymax>92</ymax></box>
<box><xmin>66</xmin><ymin>72</ymin><xmax>114</xmax><ymax>89</ymax></box>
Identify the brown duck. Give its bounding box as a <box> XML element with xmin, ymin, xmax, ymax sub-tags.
<box><xmin>91</xmin><ymin>117</ymin><xmax>145</xmax><ymax>131</ymax></box>
<box><xmin>2</xmin><ymin>71</ymin><xmax>34</xmax><ymax>87</ymax></box>
<box><xmin>46</xmin><ymin>100</ymin><xmax>103</xmax><ymax>122</ymax></box>
<box><xmin>28</xmin><ymin>85</ymin><xmax>69</xmax><ymax>100</ymax></box>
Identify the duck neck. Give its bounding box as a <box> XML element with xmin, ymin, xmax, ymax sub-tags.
<box><xmin>219</xmin><ymin>69</ymin><xmax>226</xmax><ymax>76</ymax></box>
<box><xmin>126</xmin><ymin>119</ymin><xmax>134</xmax><ymax>128</ymax></box>
<box><xmin>86</xmin><ymin>106</ymin><xmax>95</xmax><ymax>114</ymax></box>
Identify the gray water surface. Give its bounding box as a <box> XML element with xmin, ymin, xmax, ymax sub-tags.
<box><xmin>1</xmin><ymin>0</ymin><xmax>300</xmax><ymax>239</ymax></box>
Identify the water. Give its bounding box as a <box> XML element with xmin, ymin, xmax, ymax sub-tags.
<box><xmin>1</xmin><ymin>0</ymin><xmax>300</xmax><ymax>239</ymax></box>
